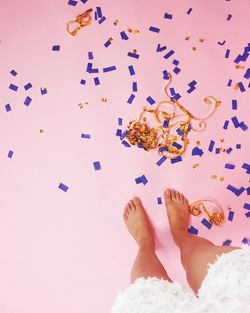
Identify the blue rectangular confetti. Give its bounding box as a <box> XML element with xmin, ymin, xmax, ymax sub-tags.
<box><xmin>96</xmin><ymin>6</ymin><xmax>102</xmax><ymax>18</ymax></box>
<box><xmin>132</xmin><ymin>82</ymin><xmax>138</xmax><ymax>92</ymax></box>
<box><xmin>118</xmin><ymin>118</ymin><xmax>123</xmax><ymax>126</ymax></box>
<box><xmin>227</xmin><ymin>184</ymin><xmax>245</xmax><ymax>196</ymax></box>
<box><xmin>223</xmin><ymin>120</ymin><xmax>229</xmax><ymax>129</ymax></box>
<box><xmin>242</xmin><ymin>237</ymin><xmax>250</xmax><ymax>245</ymax></box>
<box><xmin>173</xmin><ymin>67</ymin><xmax>181</xmax><ymax>74</ymax></box>
<box><xmin>238</xmin><ymin>82</ymin><xmax>246</xmax><ymax>92</ymax></box>
<box><xmin>208</xmin><ymin>140</ymin><xmax>215</xmax><ymax>152</ymax></box>
<box><xmin>24</xmin><ymin>96</ymin><xmax>32</xmax><ymax>106</ymax></box>
<box><xmin>81</xmin><ymin>133</ymin><xmax>91</xmax><ymax>139</ymax></box>
<box><xmin>24</xmin><ymin>83</ymin><xmax>32</xmax><ymax>90</ymax></box>
<box><xmin>135</xmin><ymin>175</ymin><xmax>148</xmax><ymax>185</ymax></box>
<box><xmin>172</xmin><ymin>59</ymin><xmax>179</xmax><ymax>66</ymax></box>
<box><xmin>164</xmin><ymin>12</ymin><xmax>173</xmax><ymax>19</ymax></box>
<box><xmin>149</xmin><ymin>26</ymin><xmax>160</xmax><ymax>33</ymax></box>
<box><xmin>156</xmin><ymin>44</ymin><xmax>167</xmax><ymax>52</ymax></box>
<box><xmin>188</xmin><ymin>226</ymin><xmax>198</xmax><ymax>235</ymax></box>
<box><xmin>244</xmin><ymin>68</ymin><xmax>250</xmax><ymax>79</ymax></box>
<box><xmin>88</xmin><ymin>52</ymin><xmax>93</xmax><ymax>59</ymax></box>
<box><xmin>156</xmin><ymin>156</ymin><xmax>167</xmax><ymax>166</ymax></box>
<box><xmin>231</xmin><ymin>116</ymin><xmax>240</xmax><ymax>128</ymax></box>
<box><xmin>243</xmin><ymin>203</ymin><xmax>250</xmax><ymax>210</ymax></box>
<box><xmin>127</xmin><ymin>94</ymin><xmax>135</xmax><ymax>104</ymax></box>
<box><xmin>223</xmin><ymin>239</ymin><xmax>232</xmax><ymax>246</ymax></box>
<box><xmin>226</xmin><ymin>147</ymin><xmax>233</xmax><ymax>154</ymax></box>
<box><xmin>171</xmin><ymin>156</ymin><xmax>182</xmax><ymax>164</ymax></box>
<box><xmin>104</xmin><ymin>40</ymin><xmax>112</xmax><ymax>48</ymax></box>
<box><xmin>157</xmin><ymin>197</ymin><xmax>162</xmax><ymax>205</ymax></box>
<box><xmin>232</xmin><ymin>99</ymin><xmax>237</xmax><ymax>110</ymax></box>
<box><xmin>122</xmin><ymin>141</ymin><xmax>131</xmax><ymax>148</ymax></box>
<box><xmin>128</xmin><ymin>52</ymin><xmax>140</xmax><ymax>59</ymax></box>
<box><xmin>201</xmin><ymin>218</ymin><xmax>212</xmax><ymax>229</ymax></box>
<box><xmin>93</xmin><ymin>161</ymin><xmax>101</xmax><ymax>170</ymax></box>
<box><xmin>227</xmin><ymin>79</ymin><xmax>232</xmax><ymax>86</ymax></box>
<box><xmin>10</xmin><ymin>69</ymin><xmax>17</xmax><ymax>76</ymax></box>
<box><xmin>236</xmin><ymin>144</ymin><xmax>241</xmax><ymax>149</ymax></box>
<box><xmin>164</xmin><ymin>50</ymin><xmax>175</xmax><ymax>59</ymax></box>
<box><xmin>225</xmin><ymin>49</ymin><xmax>230</xmax><ymax>58</ymax></box>
<box><xmin>187</xmin><ymin>8</ymin><xmax>192</xmax><ymax>14</ymax></box>
<box><xmin>163</xmin><ymin>70</ymin><xmax>169</xmax><ymax>80</ymax></box>
<box><xmin>68</xmin><ymin>0</ymin><xmax>77</xmax><ymax>5</ymax></box>
<box><xmin>80</xmin><ymin>79</ymin><xmax>86</xmax><ymax>85</ymax></box>
<box><xmin>128</xmin><ymin>65</ymin><xmax>135</xmax><ymax>76</ymax></box>
<box><xmin>40</xmin><ymin>87</ymin><xmax>48</xmax><ymax>95</ymax></box>
<box><xmin>98</xmin><ymin>16</ymin><xmax>106</xmax><ymax>24</ymax></box>
<box><xmin>103</xmin><ymin>66</ymin><xmax>117</xmax><ymax>73</ymax></box>
<box><xmin>52</xmin><ymin>45</ymin><xmax>60</xmax><ymax>51</ymax></box>
<box><xmin>246</xmin><ymin>211</ymin><xmax>250</xmax><ymax>218</ymax></box>
<box><xmin>5</xmin><ymin>104</ymin><xmax>11</xmax><ymax>112</ymax></box>
<box><xmin>59</xmin><ymin>183</ymin><xmax>69</xmax><ymax>192</ymax></box>
<box><xmin>146</xmin><ymin>96</ymin><xmax>156</xmax><ymax>105</ymax></box>
<box><xmin>120</xmin><ymin>31</ymin><xmax>129</xmax><ymax>40</ymax></box>
<box><xmin>94</xmin><ymin>77</ymin><xmax>100</xmax><ymax>85</ymax></box>
<box><xmin>225</xmin><ymin>163</ymin><xmax>235</xmax><ymax>169</ymax></box>
<box><xmin>8</xmin><ymin>150</ymin><xmax>14</xmax><ymax>158</ymax></box>
<box><xmin>228</xmin><ymin>211</ymin><xmax>234</xmax><ymax>221</ymax></box>
<box><xmin>9</xmin><ymin>84</ymin><xmax>18</xmax><ymax>91</ymax></box>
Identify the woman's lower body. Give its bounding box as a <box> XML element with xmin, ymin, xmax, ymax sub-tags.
<box><xmin>111</xmin><ymin>188</ymin><xmax>250</xmax><ymax>312</ymax></box>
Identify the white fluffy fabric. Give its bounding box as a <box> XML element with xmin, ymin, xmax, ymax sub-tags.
<box><xmin>111</xmin><ymin>244</ymin><xmax>250</xmax><ymax>313</ymax></box>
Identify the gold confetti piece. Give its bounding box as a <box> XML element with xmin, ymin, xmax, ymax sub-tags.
<box><xmin>234</xmin><ymin>83</ymin><xmax>239</xmax><ymax>90</ymax></box>
<box><xmin>185</xmin><ymin>36</ymin><xmax>190</xmax><ymax>41</ymax></box>
<box><xmin>101</xmin><ymin>98</ymin><xmax>107</xmax><ymax>102</ymax></box>
<box><xmin>192</xmin><ymin>46</ymin><xmax>197</xmax><ymax>51</ymax></box>
<box><xmin>193</xmin><ymin>163</ymin><xmax>200</xmax><ymax>168</ymax></box>
<box><xmin>108</xmin><ymin>37</ymin><xmax>114</xmax><ymax>41</ymax></box>
<box><xmin>220</xmin><ymin>148</ymin><xmax>226</xmax><ymax>152</ymax></box>
<box><xmin>199</xmin><ymin>38</ymin><xmax>205</xmax><ymax>42</ymax></box>
<box><xmin>128</xmin><ymin>28</ymin><xmax>140</xmax><ymax>33</ymax></box>
<box><xmin>78</xmin><ymin>103</ymin><xmax>87</xmax><ymax>109</ymax></box>
<box><xmin>40</xmin><ymin>129</ymin><xmax>44</xmax><ymax>133</ymax></box>
<box><xmin>220</xmin><ymin>138</ymin><xmax>224</xmax><ymax>142</ymax></box>
<box><xmin>220</xmin><ymin>177</ymin><xmax>225</xmax><ymax>181</ymax></box>
<box><xmin>125</xmin><ymin>72</ymin><xmax>220</xmax><ymax>160</ymax></box>
<box><xmin>133</xmin><ymin>49</ymin><xmax>137</xmax><ymax>54</ymax></box>
<box><xmin>189</xmin><ymin>200</ymin><xmax>224</xmax><ymax>225</ymax></box>
<box><xmin>196</xmin><ymin>141</ymin><xmax>200</xmax><ymax>146</ymax></box>
<box><xmin>211</xmin><ymin>175</ymin><xmax>217</xmax><ymax>179</ymax></box>
<box><xmin>66</xmin><ymin>8</ymin><xmax>93</xmax><ymax>36</ymax></box>
<box><xmin>113</xmin><ymin>19</ymin><xmax>119</xmax><ymax>25</ymax></box>
<box><xmin>235</xmin><ymin>65</ymin><xmax>245</xmax><ymax>69</ymax></box>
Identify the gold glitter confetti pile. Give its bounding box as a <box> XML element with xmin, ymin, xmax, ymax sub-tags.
<box><xmin>125</xmin><ymin>72</ymin><xmax>221</xmax><ymax>160</ymax></box>
<box><xmin>66</xmin><ymin>8</ymin><xmax>93</xmax><ymax>36</ymax></box>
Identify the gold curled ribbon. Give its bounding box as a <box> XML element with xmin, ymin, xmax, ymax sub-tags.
<box><xmin>125</xmin><ymin>72</ymin><xmax>221</xmax><ymax>159</ymax></box>
<box><xmin>66</xmin><ymin>8</ymin><xmax>93</xmax><ymax>36</ymax></box>
<box><xmin>189</xmin><ymin>200</ymin><xmax>225</xmax><ymax>225</ymax></box>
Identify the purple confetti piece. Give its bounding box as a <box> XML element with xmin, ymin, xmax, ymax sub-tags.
<box><xmin>24</xmin><ymin>83</ymin><xmax>32</xmax><ymax>90</ymax></box>
<box><xmin>208</xmin><ymin>140</ymin><xmax>215</xmax><ymax>152</ymax></box>
<box><xmin>59</xmin><ymin>183</ymin><xmax>69</xmax><ymax>192</ymax></box>
<box><xmin>226</xmin><ymin>147</ymin><xmax>233</xmax><ymax>154</ymax></box>
<box><xmin>172</xmin><ymin>142</ymin><xmax>182</xmax><ymax>149</ymax></box>
<box><xmin>187</xmin><ymin>86</ymin><xmax>195</xmax><ymax>93</ymax></box>
<box><xmin>128</xmin><ymin>52</ymin><xmax>140</xmax><ymax>59</ymax></box>
<box><xmin>120</xmin><ymin>31</ymin><xmax>129</xmax><ymax>40</ymax></box>
<box><xmin>52</xmin><ymin>45</ymin><xmax>60</xmax><ymax>51</ymax></box>
<box><xmin>96</xmin><ymin>6</ymin><xmax>102</xmax><ymax>18</ymax></box>
<box><xmin>135</xmin><ymin>175</ymin><xmax>148</xmax><ymax>185</ymax></box>
<box><xmin>104</xmin><ymin>40</ymin><xmax>112</xmax><ymax>48</ymax></box>
<box><xmin>116</xmin><ymin>129</ymin><xmax>122</xmax><ymax>137</ymax></box>
<box><xmin>188</xmin><ymin>226</ymin><xmax>198</xmax><ymax>235</ymax></box>
<box><xmin>215</xmin><ymin>148</ymin><xmax>220</xmax><ymax>154</ymax></box>
<box><xmin>225</xmin><ymin>49</ymin><xmax>230</xmax><ymax>58</ymax></box>
<box><xmin>223</xmin><ymin>120</ymin><xmax>229</xmax><ymax>129</ymax></box>
<box><xmin>242</xmin><ymin>163</ymin><xmax>250</xmax><ymax>173</ymax></box>
<box><xmin>128</xmin><ymin>65</ymin><xmax>135</xmax><ymax>76</ymax></box>
<box><xmin>88</xmin><ymin>52</ymin><xmax>93</xmax><ymax>59</ymax></box>
<box><xmin>156</xmin><ymin>156</ymin><xmax>167</xmax><ymax>166</ymax></box>
<box><xmin>80</xmin><ymin>0</ymin><xmax>87</xmax><ymax>3</ymax></box>
<box><xmin>132</xmin><ymin>82</ymin><xmax>138</xmax><ymax>92</ymax></box>
<box><xmin>40</xmin><ymin>87</ymin><xmax>48</xmax><ymax>95</ymax></box>
<box><xmin>225</xmin><ymin>163</ymin><xmax>235</xmax><ymax>169</ymax></box>
<box><xmin>246</xmin><ymin>187</ymin><xmax>250</xmax><ymax>195</ymax></box>
<box><xmin>192</xmin><ymin>146</ymin><xmax>204</xmax><ymax>156</ymax></box>
<box><xmin>246</xmin><ymin>212</ymin><xmax>250</xmax><ymax>218</ymax></box>
<box><xmin>157</xmin><ymin>197</ymin><xmax>162</xmax><ymax>205</ymax></box>
<box><xmin>98</xmin><ymin>16</ymin><xmax>106</xmax><ymax>24</ymax></box>
<box><xmin>146</xmin><ymin>96</ymin><xmax>156</xmax><ymax>105</ymax></box>
<box><xmin>149</xmin><ymin>26</ymin><xmax>160</xmax><ymax>33</ymax></box>
<box><xmin>9</xmin><ymin>84</ymin><xmax>18</xmax><ymax>91</ymax></box>
<box><xmin>5</xmin><ymin>104</ymin><xmax>11</xmax><ymax>112</ymax></box>
<box><xmin>80</xmin><ymin>79</ymin><xmax>86</xmax><ymax>85</ymax></box>
<box><xmin>242</xmin><ymin>237</ymin><xmax>250</xmax><ymax>245</ymax></box>
<box><xmin>156</xmin><ymin>44</ymin><xmax>167</xmax><ymax>52</ymax></box>
<box><xmin>236</xmin><ymin>144</ymin><xmax>241</xmax><ymax>149</ymax></box>
<box><xmin>218</xmin><ymin>40</ymin><xmax>226</xmax><ymax>46</ymax></box>
<box><xmin>201</xmin><ymin>218</ymin><xmax>213</xmax><ymax>229</ymax></box>
<box><xmin>238</xmin><ymin>82</ymin><xmax>246</xmax><ymax>92</ymax></box>
<box><xmin>232</xmin><ymin>99</ymin><xmax>237</xmax><ymax>110</ymax></box>
<box><xmin>118</xmin><ymin>118</ymin><xmax>123</xmax><ymax>126</ymax></box>
<box><xmin>172</xmin><ymin>59</ymin><xmax>179</xmax><ymax>66</ymax></box>
<box><xmin>163</xmin><ymin>70</ymin><xmax>169</xmax><ymax>80</ymax></box>
<box><xmin>163</xmin><ymin>50</ymin><xmax>175</xmax><ymax>59</ymax></box>
<box><xmin>173</xmin><ymin>67</ymin><xmax>181</xmax><ymax>74</ymax></box>
<box><xmin>93</xmin><ymin>77</ymin><xmax>100</xmax><ymax>85</ymax></box>
<box><xmin>244</xmin><ymin>203</ymin><xmax>250</xmax><ymax>210</ymax></box>
<box><xmin>171</xmin><ymin>156</ymin><xmax>182</xmax><ymax>164</ymax></box>
<box><xmin>187</xmin><ymin>8</ymin><xmax>192</xmax><ymax>14</ymax></box>
<box><xmin>163</xmin><ymin>120</ymin><xmax>169</xmax><ymax>128</ymax></box>
<box><xmin>81</xmin><ymin>133</ymin><xmax>91</xmax><ymax>139</ymax></box>
<box><xmin>8</xmin><ymin>151</ymin><xmax>14</xmax><ymax>158</ymax></box>
<box><xmin>127</xmin><ymin>94</ymin><xmax>135</xmax><ymax>104</ymax></box>
<box><xmin>93</xmin><ymin>161</ymin><xmax>101</xmax><ymax>170</ymax></box>
<box><xmin>227</xmin><ymin>184</ymin><xmax>245</xmax><ymax>196</ymax></box>
<box><xmin>228</xmin><ymin>211</ymin><xmax>234</xmax><ymax>221</ymax></box>
<box><xmin>103</xmin><ymin>66</ymin><xmax>117</xmax><ymax>73</ymax></box>
<box><xmin>164</xmin><ymin>12</ymin><xmax>173</xmax><ymax>19</ymax></box>
<box><xmin>24</xmin><ymin>96</ymin><xmax>32</xmax><ymax>106</ymax></box>
<box><xmin>231</xmin><ymin>116</ymin><xmax>240</xmax><ymax>128</ymax></box>
<box><xmin>244</xmin><ymin>68</ymin><xmax>250</xmax><ymax>79</ymax></box>
<box><xmin>10</xmin><ymin>70</ymin><xmax>17</xmax><ymax>76</ymax></box>
<box><xmin>239</xmin><ymin>122</ymin><xmax>248</xmax><ymax>131</ymax></box>
<box><xmin>223</xmin><ymin>239</ymin><xmax>232</xmax><ymax>246</ymax></box>
<box><xmin>227</xmin><ymin>79</ymin><xmax>232</xmax><ymax>86</ymax></box>
<box><xmin>120</xmin><ymin>130</ymin><xmax>128</xmax><ymax>140</ymax></box>
<box><xmin>122</xmin><ymin>141</ymin><xmax>131</xmax><ymax>148</ymax></box>
<box><xmin>227</xmin><ymin>14</ymin><xmax>232</xmax><ymax>21</ymax></box>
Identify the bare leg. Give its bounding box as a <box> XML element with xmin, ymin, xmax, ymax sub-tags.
<box><xmin>124</xmin><ymin>197</ymin><xmax>173</xmax><ymax>284</ymax></box>
<box><xmin>164</xmin><ymin>188</ymin><xmax>240</xmax><ymax>295</ymax></box>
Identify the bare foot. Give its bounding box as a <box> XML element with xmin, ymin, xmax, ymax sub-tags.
<box><xmin>164</xmin><ymin>188</ymin><xmax>190</xmax><ymax>246</ymax></box>
<box><xmin>123</xmin><ymin>197</ymin><xmax>155</xmax><ymax>248</ymax></box>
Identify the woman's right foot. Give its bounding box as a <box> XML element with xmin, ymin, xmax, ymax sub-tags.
<box><xmin>164</xmin><ymin>188</ymin><xmax>190</xmax><ymax>246</ymax></box>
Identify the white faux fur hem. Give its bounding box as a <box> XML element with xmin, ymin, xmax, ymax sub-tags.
<box><xmin>111</xmin><ymin>244</ymin><xmax>250</xmax><ymax>313</ymax></box>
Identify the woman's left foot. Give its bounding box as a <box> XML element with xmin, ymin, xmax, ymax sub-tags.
<box><xmin>123</xmin><ymin>197</ymin><xmax>155</xmax><ymax>248</ymax></box>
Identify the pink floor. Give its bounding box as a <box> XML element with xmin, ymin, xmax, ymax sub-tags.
<box><xmin>0</xmin><ymin>0</ymin><xmax>249</xmax><ymax>312</ymax></box>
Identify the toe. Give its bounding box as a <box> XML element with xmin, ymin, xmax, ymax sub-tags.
<box><xmin>164</xmin><ymin>188</ymin><xmax>172</xmax><ymax>203</ymax></box>
<box><xmin>132</xmin><ymin>197</ymin><xmax>143</xmax><ymax>209</ymax></box>
<box><xmin>180</xmin><ymin>193</ymin><xmax>184</xmax><ymax>202</ymax></box>
<box><xmin>170</xmin><ymin>189</ymin><xmax>177</xmax><ymax>201</ymax></box>
<box><xmin>175</xmin><ymin>191</ymin><xmax>180</xmax><ymax>201</ymax></box>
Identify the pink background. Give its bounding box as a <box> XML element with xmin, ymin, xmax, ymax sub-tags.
<box><xmin>0</xmin><ymin>0</ymin><xmax>249</xmax><ymax>312</ymax></box>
